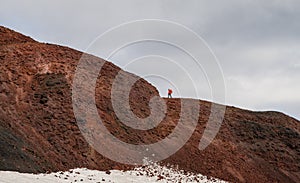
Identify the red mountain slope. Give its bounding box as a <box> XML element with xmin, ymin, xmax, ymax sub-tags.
<box><xmin>0</xmin><ymin>26</ymin><xmax>299</xmax><ymax>182</ymax></box>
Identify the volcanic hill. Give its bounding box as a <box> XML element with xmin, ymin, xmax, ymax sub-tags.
<box><xmin>0</xmin><ymin>26</ymin><xmax>299</xmax><ymax>183</ymax></box>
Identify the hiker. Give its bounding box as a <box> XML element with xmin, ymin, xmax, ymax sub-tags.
<box><xmin>168</xmin><ymin>89</ymin><xmax>173</xmax><ymax>98</ymax></box>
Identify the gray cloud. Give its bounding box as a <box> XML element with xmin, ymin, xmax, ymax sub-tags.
<box><xmin>1</xmin><ymin>0</ymin><xmax>299</xmax><ymax>119</ymax></box>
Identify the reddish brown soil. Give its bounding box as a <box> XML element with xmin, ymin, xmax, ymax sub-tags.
<box><xmin>0</xmin><ymin>26</ymin><xmax>299</xmax><ymax>183</ymax></box>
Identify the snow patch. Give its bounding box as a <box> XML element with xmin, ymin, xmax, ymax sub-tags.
<box><xmin>0</xmin><ymin>160</ymin><xmax>227</xmax><ymax>183</ymax></box>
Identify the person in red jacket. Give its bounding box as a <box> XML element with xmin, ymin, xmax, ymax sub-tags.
<box><xmin>168</xmin><ymin>89</ymin><xmax>173</xmax><ymax>98</ymax></box>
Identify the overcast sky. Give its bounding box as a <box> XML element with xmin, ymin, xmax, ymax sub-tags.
<box><xmin>1</xmin><ymin>0</ymin><xmax>299</xmax><ymax>120</ymax></box>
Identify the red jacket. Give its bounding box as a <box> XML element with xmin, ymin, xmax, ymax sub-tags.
<box><xmin>168</xmin><ymin>89</ymin><xmax>173</xmax><ymax>94</ymax></box>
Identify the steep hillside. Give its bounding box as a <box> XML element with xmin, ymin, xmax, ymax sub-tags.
<box><xmin>0</xmin><ymin>26</ymin><xmax>299</xmax><ymax>183</ymax></box>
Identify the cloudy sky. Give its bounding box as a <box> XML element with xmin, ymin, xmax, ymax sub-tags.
<box><xmin>1</xmin><ymin>0</ymin><xmax>299</xmax><ymax>120</ymax></box>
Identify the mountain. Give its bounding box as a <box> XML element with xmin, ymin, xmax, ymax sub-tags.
<box><xmin>0</xmin><ymin>26</ymin><xmax>299</xmax><ymax>183</ymax></box>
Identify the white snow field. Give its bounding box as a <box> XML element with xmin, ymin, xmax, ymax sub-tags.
<box><xmin>0</xmin><ymin>161</ymin><xmax>227</xmax><ymax>183</ymax></box>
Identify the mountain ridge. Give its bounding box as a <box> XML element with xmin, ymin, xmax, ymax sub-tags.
<box><xmin>0</xmin><ymin>26</ymin><xmax>299</xmax><ymax>183</ymax></box>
